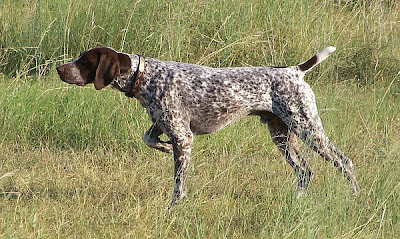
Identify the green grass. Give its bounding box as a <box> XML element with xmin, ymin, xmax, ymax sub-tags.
<box><xmin>1</xmin><ymin>0</ymin><xmax>400</xmax><ymax>238</ymax></box>
<box><xmin>1</xmin><ymin>78</ymin><xmax>399</xmax><ymax>238</ymax></box>
<box><xmin>1</xmin><ymin>0</ymin><xmax>399</xmax><ymax>81</ymax></box>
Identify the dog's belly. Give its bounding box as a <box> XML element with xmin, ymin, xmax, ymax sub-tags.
<box><xmin>190</xmin><ymin>117</ymin><xmax>235</xmax><ymax>135</ymax></box>
<box><xmin>186</xmin><ymin>96</ymin><xmax>271</xmax><ymax>135</ymax></box>
<box><xmin>189</xmin><ymin>108</ymin><xmax>245</xmax><ymax>135</ymax></box>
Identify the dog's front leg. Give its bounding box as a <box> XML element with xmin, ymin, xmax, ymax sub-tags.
<box><xmin>143</xmin><ymin>123</ymin><xmax>173</xmax><ymax>153</ymax></box>
<box><xmin>169</xmin><ymin>131</ymin><xmax>193</xmax><ymax>208</ymax></box>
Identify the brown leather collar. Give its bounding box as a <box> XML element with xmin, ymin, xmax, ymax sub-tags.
<box><xmin>126</xmin><ymin>55</ymin><xmax>145</xmax><ymax>98</ymax></box>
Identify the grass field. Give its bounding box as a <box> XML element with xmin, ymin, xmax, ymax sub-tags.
<box><xmin>1</xmin><ymin>0</ymin><xmax>400</xmax><ymax>238</ymax></box>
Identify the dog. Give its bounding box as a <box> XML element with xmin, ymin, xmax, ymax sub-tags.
<box><xmin>57</xmin><ymin>46</ymin><xmax>359</xmax><ymax>207</ymax></box>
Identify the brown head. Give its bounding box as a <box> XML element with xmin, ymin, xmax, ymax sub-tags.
<box><xmin>56</xmin><ymin>47</ymin><xmax>131</xmax><ymax>90</ymax></box>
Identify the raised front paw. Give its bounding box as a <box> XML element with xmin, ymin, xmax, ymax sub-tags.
<box><xmin>156</xmin><ymin>141</ymin><xmax>173</xmax><ymax>154</ymax></box>
<box><xmin>143</xmin><ymin>134</ymin><xmax>173</xmax><ymax>153</ymax></box>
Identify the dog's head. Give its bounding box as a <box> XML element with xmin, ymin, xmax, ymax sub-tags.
<box><xmin>56</xmin><ymin>47</ymin><xmax>131</xmax><ymax>90</ymax></box>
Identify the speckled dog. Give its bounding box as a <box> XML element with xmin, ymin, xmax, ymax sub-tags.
<box><xmin>57</xmin><ymin>46</ymin><xmax>360</xmax><ymax>207</ymax></box>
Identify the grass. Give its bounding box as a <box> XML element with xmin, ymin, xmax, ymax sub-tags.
<box><xmin>1</xmin><ymin>78</ymin><xmax>399</xmax><ymax>238</ymax></box>
<box><xmin>1</xmin><ymin>0</ymin><xmax>400</xmax><ymax>238</ymax></box>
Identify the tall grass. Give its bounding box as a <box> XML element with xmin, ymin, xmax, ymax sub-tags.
<box><xmin>1</xmin><ymin>0</ymin><xmax>400</xmax><ymax>238</ymax></box>
<box><xmin>1</xmin><ymin>0</ymin><xmax>399</xmax><ymax>82</ymax></box>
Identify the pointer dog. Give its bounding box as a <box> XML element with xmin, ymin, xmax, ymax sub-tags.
<box><xmin>57</xmin><ymin>47</ymin><xmax>359</xmax><ymax>207</ymax></box>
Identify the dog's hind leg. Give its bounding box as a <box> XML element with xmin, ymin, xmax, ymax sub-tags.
<box><xmin>294</xmin><ymin>121</ymin><xmax>360</xmax><ymax>195</ymax></box>
<box><xmin>261</xmin><ymin>113</ymin><xmax>313</xmax><ymax>198</ymax></box>
<box><xmin>276</xmin><ymin>97</ymin><xmax>360</xmax><ymax>195</ymax></box>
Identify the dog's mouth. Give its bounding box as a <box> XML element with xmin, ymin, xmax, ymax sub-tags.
<box><xmin>59</xmin><ymin>77</ymin><xmax>86</xmax><ymax>87</ymax></box>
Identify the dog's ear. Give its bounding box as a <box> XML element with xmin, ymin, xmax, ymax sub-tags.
<box><xmin>94</xmin><ymin>50</ymin><xmax>120</xmax><ymax>90</ymax></box>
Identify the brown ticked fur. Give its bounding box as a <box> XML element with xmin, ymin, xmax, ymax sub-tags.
<box><xmin>57</xmin><ymin>47</ymin><xmax>359</xmax><ymax>208</ymax></box>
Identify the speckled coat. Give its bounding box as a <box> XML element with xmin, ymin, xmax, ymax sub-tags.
<box><xmin>57</xmin><ymin>47</ymin><xmax>359</xmax><ymax>208</ymax></box>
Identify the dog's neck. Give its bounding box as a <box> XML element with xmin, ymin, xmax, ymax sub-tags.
<box><xmin>111</xmin><ymin>54</ymin><xmax>141</xmax><ymax>94</ymax></box>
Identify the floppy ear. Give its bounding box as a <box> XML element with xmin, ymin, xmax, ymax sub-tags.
<box><xmin>94</xmin><ymin>53</ymin><xmax>120</xmax><ymax>90</ymax></box>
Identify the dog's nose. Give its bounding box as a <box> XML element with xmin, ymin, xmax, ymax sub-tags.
<box><xmin>56</xmin><ymin>66</ymin><xmax>63</xmax><ymax>74</ymax></box>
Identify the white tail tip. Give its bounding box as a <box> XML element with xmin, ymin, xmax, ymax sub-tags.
<box><xmin>298</xmin><ymin>46</ymin><xmax>336</xmax><ymax>72</ymax></box>
<box><xmin>323</xmin><ymin>46</ymin><xmax>336</xmax><ymax>54</ymax></box>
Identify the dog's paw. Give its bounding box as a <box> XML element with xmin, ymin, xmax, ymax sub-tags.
<box><xmin>158</xmin><ymin>144</ymin><xmax>173</xmax><ymax>154</ymax></box>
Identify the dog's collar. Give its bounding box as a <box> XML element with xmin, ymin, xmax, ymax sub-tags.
<box><xmin>126</xmin><ymin>55</ymin><xmax>145</xmax><ymax>98</ymax></box>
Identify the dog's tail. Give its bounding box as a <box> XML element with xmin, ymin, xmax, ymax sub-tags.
<box><xmin>297</xmin><ymin>46</ymin><xmax>336</xmax><ymax>73</ymax></box>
